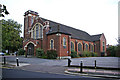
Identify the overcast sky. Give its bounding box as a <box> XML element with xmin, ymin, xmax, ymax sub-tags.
<box><xmin>0</xmin><ymin>0</ymin><xmax>119</xmax><ymax>45</ymax></box>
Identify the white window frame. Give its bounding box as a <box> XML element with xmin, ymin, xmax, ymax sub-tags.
<box><xmin>63</xmin><ymin>37</ymin><xmax>67</xmax><ymax>46</ymax></box>
<box><xmin>50</xmin><ymin>39</ymin><xmax>54</xmax><ymax>49</ymax></box>
<box><xmin>71</xmin><ymin>41</ymin><xmax>75</xmax><ymax>51</ymax></box>
<box><xmin>36</xmin><ymin>25</ymin><xmax>39</xmax><ymax>39</ymax></box>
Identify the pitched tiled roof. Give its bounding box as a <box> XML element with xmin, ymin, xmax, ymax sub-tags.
<box><xmin>91</xmin><ymin>34</ymin><xmax>102</xmax><ymax>41</ymax></box>
<box><xmin>40</xmin><ymin>17</ymin><xmax>101</xmax><ymax>42</ymax></box>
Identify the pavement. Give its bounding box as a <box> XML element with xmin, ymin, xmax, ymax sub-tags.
<box><xmin>1</xmin><ymin>55</ymin><xmax>120</xmax><ymax>79</ymax></box>
<box><xmin>65</xmin><ymin>68</ymin><xmax>120</xmax><ymax>79</ymax></box>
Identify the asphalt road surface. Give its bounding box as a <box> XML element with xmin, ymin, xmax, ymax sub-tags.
<box><xmin>2</xmin><ymin>68</ymin><xmax>114</xmax><ymax>80</ymax></box>
<box><xmin>5</xmin><ymin>56</ymin><xmax>120</xmax><ymax>68</ymax></box>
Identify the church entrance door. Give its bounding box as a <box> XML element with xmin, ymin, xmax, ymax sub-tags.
<box><xmin>27</xmin><ymin>43</ymin><xmax>34</xmax><ymax>56</ymax></box>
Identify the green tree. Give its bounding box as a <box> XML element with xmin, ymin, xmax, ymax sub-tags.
<box><xmin>106</xmin><ymin>46</ymin><xmax>117</xmax><ymax>57</ymax></box>
<box><xmin>0</xmin><ymin>4</ymin><xmax>9</xmax><ymax>17</ymax></box>
<box><xmin>2</xmin><ymin>19</ymin><xmax>22</xmax><ymax>53</ymax></box>
<box><xmin>0</xmin><ymin>20</ymin><xmax>2</xmax><ymax>52</ymax></box>
<box><xmin>116</xmin><ymin>45</ymin><xmax>120</xmax><ymax>57</ymax></box>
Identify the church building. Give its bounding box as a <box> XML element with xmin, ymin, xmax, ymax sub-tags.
<box><xmin>23</xmin><ymin>10</ymin><xmax>106</xmax><ymax>58</ymax></box>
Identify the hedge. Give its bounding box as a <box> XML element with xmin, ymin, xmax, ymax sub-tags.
<box><xmin>82</xmin><ymin>51</ymin><xmax>98</xmax><ymax>57</ymax></box>
<box><xmin>47</xmin><ymin>50</ymin><xmax>57</xmax><ymax>59</ymax></box>
<box><xmin>18</xmin><ymin>48</ymin><xmax>25</xmax><ymax>55</ymax></box>
<box><xmin>71</xmin><ymin>50</ymin><xmax>79</xmax><ymax>58</ymax></box>
<box><xmin>36</xmin><ymin>48</ymin><xmax>44</xmax><ymax>58</ymax></box>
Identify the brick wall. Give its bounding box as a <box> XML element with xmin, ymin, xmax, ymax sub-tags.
<box><xmin>94</xmin><ymin>41</ymin><xmax>100</xmax><ymax>56</ymax></box>
<box><xmin>47</xmin><ymin>34</ymin><xmax>59</xmax><ymax>55</ymax></box>
<box><xmin>60</xmin><ymin>34</ymin><xmax>69</xmax><ymax>57</ymax></box>
<box><xmin>100</xmin><ymin>34</ymin><xmax>106</xmax><ymax>53</ymax></box>
<box><xmin>71</xmin><ymin>38</ymin><xmax>94</xmax><ymax>55</ymax></box>
<box><xmin>24</xmin><ymin>14</ymin><xmax>37</xmax><ymax>39</ymax></box>
<box><xmin>46</xmin><ymin>33</ymin><xmax>71</xmax><ymax>58</ymax></box>
<box><xmin>23</xmin><ymin>39</ymin><xmax>42</xmax><ymax>56</ymax></box>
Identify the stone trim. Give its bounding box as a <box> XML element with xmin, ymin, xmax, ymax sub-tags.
<box><xmin>24</xmin><ymin>41</ymin><xmax>37</xmax><ymax>50</ymax></box>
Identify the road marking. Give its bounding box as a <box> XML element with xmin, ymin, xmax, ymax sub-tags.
<box><xmin>1</xmin><ymin>66</ymin><xmax>12</xmax><ymax>69</ymax></box>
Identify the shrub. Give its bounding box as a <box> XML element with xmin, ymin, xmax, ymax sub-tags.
<box><xmin>82</xmin><ymin>51</ymin><xmax>89</xmax><ymax>57</ymax></box>
<box><xmin>18</xmin><ymin>48</ymin><xmax>25</xmax><ymax>55</ymax></box>
<box><xmin>106</xmin><ymin>46</ymin><xmax>117</xmax><ymax>57</ymax></box>
<box><xmin>79</xmin><ymin>54</ymin><xmax>82</xmax><ymax>57</ymax></box>
<box><xmin>81</xmin><ymin>52</ymin><xmax>85</xmax><ymax>57</ymax></box>
<box><xmin>47</xmin><ymin>50</ymin><xmax>57</xmax><ymax>59</ymax></box>
<box><xmin>94</xmin><ymin>52</ymin><xmax>98</xmax><ymax>57</ymax></box>
<box><xmin>82</xmin><ymin>51</ymin><xmax>98</xmax><ymax>57</ymax></box>
<box><xmin>36</xmin><ymin>48</ymin><xmax>44</xmax><ymax>58</ymax></box>
<box><xmin>91</xmin><ymin>52</ymin><xmax>94</xmax><ymax>57</ymax></box>
<box><xmin>116</xmin><ymin>45</ymin><xmax>120</xmax><ymax>57</ymax></box>
<box><xmin>41</xmin><ymin>54</ymin><xmax>47</xmax><ymax>59</ymax></box>
<box><xmin>71</xmin><ymin>50</ymin><xmax>78</xmax><ymax>58</ymax></box>
<box><xmin>101</xmin><ymin>52</ymin><xmax>104</xmax><ymax>57</ymax></box>
<box><xmin>5</xmin><ymin>53</ymin><xmax>10</xmax><ymax>55</ymax></box>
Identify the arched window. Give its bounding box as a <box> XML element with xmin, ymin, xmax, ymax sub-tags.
<box><xmin>85</xmin><ymin>44</ymin><xmax>88</xmax><ymax>51</ymax></box>
<box><xmin>36</xmin><ymin>24</ymin><xmax>39</xmax><ymax>39</ymax></box>
<box><xmin>78</xmin><ymin>43</ymin><xmax>82</xmax><ymax>51</ymax></box>
<box><xmin>91</xmin><ymin>45</ymin><xmax>94</xmax><ymax>52</ymax></box>
<box><xmin>33</xmin><ymin>29</ymin><xmax>35</xmax><ymax>39</ymax></box>
<box><xmin>103</xmin><ymin>41</ymin><xmax>105</xmax><ymax>52</ymax></box>
<box><xmin>40</xmin><ymin>26</ymin><xmax>43</xmax><ymax>38</ymax></box>
<box><xmin>63</xmin><ymin>37</ymin><xmax>67</xmax><ymax>46</ymax></box>
<box><xmin>50</xmin><ymin>39</ymin><xmax>54</xmax><ymax>49</ymax></box>
<box><xmin>71</xmin><ymin>42</ymin><xmax>74</xmax><ymax>51</ymax></box>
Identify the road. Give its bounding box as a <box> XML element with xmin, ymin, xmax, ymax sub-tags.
<box><xmin>2</xmin><ymin>68</ymin><xmax>114</xmax><ymax>80</ymax></box>
<box><xmin>4</xmin><ymin>56</ymin><xmax>120</xmax><ymax>68</ymax></box>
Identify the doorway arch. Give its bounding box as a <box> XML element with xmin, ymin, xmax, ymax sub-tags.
<box><xmin>27</xmin><ymin>43</ymin><xmax>34</xmax><ymax>55</ymax></box>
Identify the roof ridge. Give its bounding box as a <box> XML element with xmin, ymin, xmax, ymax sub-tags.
<box><xmin>40</xmin><ymin>17</ymin><xmax>102</xmax><ymax>41</ymax></box>
<box><xmin>91</xmin><ymin>34</ymin><xmax>102</xmax><ymax>36</ymax></box>
<box><xmin>40</xmin><ymin>17</ymin><xmax>91</xmax><ymax>36</ymax></box>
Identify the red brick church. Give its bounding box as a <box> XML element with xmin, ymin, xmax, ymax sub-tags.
<box><xmin>23</xmin><ymin>10</ymin><xmax>106</xmax><ymax>58</ymax></box>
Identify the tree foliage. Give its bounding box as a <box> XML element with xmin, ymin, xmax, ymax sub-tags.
<box><xmin>2</xmin><ymin>19</ymin><xmax>22</xmax><ymax>53</ymax></box>
<box><xmin>116</xmin><ymin>45</ymin><xmax>120</xmax><ymax>57</ymax></box>
<box><xmin>0</xmin><ymin>20</ymin><xmax>2</xmax><ymax>52</ymax></box>
<box><xmin>18</xmin><ymin>48</ymin><xmax>25</xmax><ymax>55</ymax></box>
<box><xmin>106</xmin><ymin>45</ymin><xmax>120</xmax><ymax>57</ymax></box>
<box><xmin>0</xmin><ymin>4</ymin><xmax>9</xmax><ymax>17</ymax></box>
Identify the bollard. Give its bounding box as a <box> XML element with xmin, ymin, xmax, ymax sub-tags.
<box><xmin>95</xmin><ymin>60</ymin><xmax>96</xmax><ymax>69</ymax></box>
<box><xmin>16</xmin><ymin>58</ymin><xmax>19</xmax><ymax>66</ymax></box>
<box><xmin>80</xmin><ymin>61</ymin><xmax>83</xmax><ymax>73</ymax></box>
<box><xmin>68</xmin><ymin>58</ymin><xmax>71</xmax><ymax>67</ymax></box>
<box><xmin>4</xmin><ymin>57</ymin><xmax>6</xmax><ymax>65</ymax></box>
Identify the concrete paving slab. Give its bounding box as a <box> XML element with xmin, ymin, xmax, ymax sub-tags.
<box><xmin>65</xmin><ymin>69</ymin><xmax>120</xmax><ymax>79</ymax></box>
